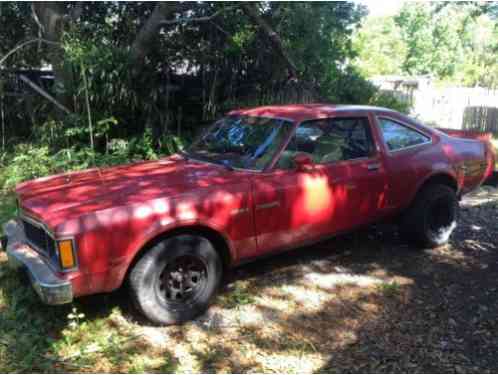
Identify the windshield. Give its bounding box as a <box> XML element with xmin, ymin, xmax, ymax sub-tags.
<box><xmin>186</xmin><ymin>116</ymin><xmax>294</xmax><ymax>170</ymax></box>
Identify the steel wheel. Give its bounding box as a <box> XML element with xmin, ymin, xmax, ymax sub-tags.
<box><xmin>156</xmin><ymin>255</ymin><xmax>208</xmax><ymax>304</ymax></box>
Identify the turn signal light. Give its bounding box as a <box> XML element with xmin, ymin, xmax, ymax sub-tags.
<box><xmin>58</xmin><ymin>240</ymin><xmax>76</xmax><ymax>269</ymax></box>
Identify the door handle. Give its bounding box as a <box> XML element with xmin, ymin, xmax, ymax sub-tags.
<box><xmin>367</xmin><ymin>163</ymin><xmax>381</xmax><ymax>171</ymax></box>
<box><xmin>256</xmin><ymin>201</ymin><xmax>280</xmax><ymax>210</ymax></box>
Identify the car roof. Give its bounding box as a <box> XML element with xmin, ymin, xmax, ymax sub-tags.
<box><xmin>228</xmin><ymin>103</ymin><xmax>399</xmax><ymax>123</ymax></box>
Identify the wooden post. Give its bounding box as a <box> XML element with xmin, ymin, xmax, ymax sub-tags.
<box><xmin>81</xmin><ymin>64</ymin><xmax>94</xmax><ymax>151</ymax></box>
<box><xmin>19</xmin><ymin>74</ymin><xmax>71</xmax><ymax>114</ymax></box>
<box><xmin>177</xmin><ymin>106</ymin><xmax>182</xmax><ymax>138</ymax></box>
<box><xmin>1</xmin><ymin>95</ymin><xmax>5</xmax><ymax>152</ymax></box>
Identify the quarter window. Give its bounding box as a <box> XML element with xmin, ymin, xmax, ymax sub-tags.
<box><xmin>378</xmin><ymin>118</ymin><xmax>430</xmax><ymax>151</ymax></box>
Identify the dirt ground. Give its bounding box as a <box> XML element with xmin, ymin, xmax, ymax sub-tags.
<box><xmin>1</xmin><ymin>185</ymin><xmax>497</xmax><ymax>373</ymax></box>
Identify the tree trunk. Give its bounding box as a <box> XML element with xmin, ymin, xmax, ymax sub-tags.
<box><xmin>241</xmin><ymin>3</ymin><xmax>298</xmax><ymax>79</ymax></box>
<box><xmin>32</xmin><ymin>2</ymin><xmax>75</xmax><ymax>114</ymax></box>
<box><xmin>130</xmin><ymin>3</ymin><xmax>177</xmax><ymax>69</ymax></box>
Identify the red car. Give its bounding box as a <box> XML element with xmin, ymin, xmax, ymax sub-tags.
<box><xmin>3</xmin><ymin>104</ymin><xmax>496</xmax><ymax>324</ymax></box>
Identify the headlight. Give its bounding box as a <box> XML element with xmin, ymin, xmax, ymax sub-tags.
<box><xmin>57</xmin><ymin>239</ymin><xmax>77</xmax><ymax>269</ymax></box>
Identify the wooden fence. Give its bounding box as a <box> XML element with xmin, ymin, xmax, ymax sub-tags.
<box><xmin>409</xmin><ymin>87</ymin><xmax>498</xmax><ymax>136</ymax></box>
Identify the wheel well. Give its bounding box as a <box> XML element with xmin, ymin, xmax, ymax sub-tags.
<box><xmin>419</xmin><ymin>173</ymin><xmax>458</xmax><ymax>194</ymax></box>
<box><xmin>406</xmin><ymin>173</ymin><xmax>459</xmax><ymax>210</ymax></box>
<box><xmin>124</xmin><ymin>225</ymin><xmax>232</xmax><ymax>286</ymax></box>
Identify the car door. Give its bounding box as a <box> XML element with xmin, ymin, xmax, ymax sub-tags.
<box><xmin>249</xmin><ymin>116</ymin><xmax>388</xmax><ymax>257</ymax></box>
<box><xmin>249</xmin><ymin>119</ymin><xmax>341</xmax><ymax>257</ymax></box>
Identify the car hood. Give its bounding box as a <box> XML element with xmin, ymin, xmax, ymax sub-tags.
<box><xmin>16</xmin><ymin>154</ymin><xmax>239</xmax><ymax>229</ymax></box>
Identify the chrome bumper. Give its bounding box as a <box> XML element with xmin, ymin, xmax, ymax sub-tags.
<box><xmin>2</xmin><ymin>220</ymin><xmax>73</xmax><ymax>305</ymax></box>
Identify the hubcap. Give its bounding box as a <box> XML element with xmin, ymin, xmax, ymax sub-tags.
<box><xmin>158</xmin><ymin>255</ymin><xmax>207</xmax><ymax>303</ymax></box>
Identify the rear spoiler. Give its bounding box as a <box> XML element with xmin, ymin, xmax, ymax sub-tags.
<box><xmin>436</xmin><ymin>128</ymin><xmax>492</xmax><ymax>142</ymax></box>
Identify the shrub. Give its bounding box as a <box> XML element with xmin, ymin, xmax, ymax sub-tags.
<box><xmin>368</xmin><ymin>91</ymin><xmax>412</xmax><ymax>114</ymax></box>
<box><xmin>2</xmin><ymin>144</ymin><xmax>57</xmax><ymax>191</ymax></box>
<box><xmin>0</xmin><ymin>131</ymin><xmax>186</xmax><ymax>192</ymax></box>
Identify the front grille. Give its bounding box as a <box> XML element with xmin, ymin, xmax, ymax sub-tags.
<box><xmin>22</xmin><ymin>218</ymin><xmax>57</xmax><ymax>260</ymax></box>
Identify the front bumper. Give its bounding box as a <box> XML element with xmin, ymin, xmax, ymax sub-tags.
<box><xmin>2</xmin><ymin>220</ymin><xmax>73</xmax><ymax>305</ymax></box>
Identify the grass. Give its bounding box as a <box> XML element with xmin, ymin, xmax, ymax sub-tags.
<box><xmin>0</xmin><ymin>193</ymin><xmax>16</xmax><ymax>235</ymax></box>
<box><xmin>377</xmin><ymin>281</ymin><xmax>402</xmax><ymax>298</ymax></box>
<box><xmin>216</xmin><ymin>281</ymin><xmax>255</xmax><ymax>309</ymax></box>
<box><xmin>0</xmin><ymin>264</ymin><xmax>177</xmax><ymax>373</ymax></box>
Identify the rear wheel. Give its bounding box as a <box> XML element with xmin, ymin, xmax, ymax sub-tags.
<box><xmin>400</xmin><ymin>184</ymin><xmax>458</xmax><ymax>248</ymax></box>
<box><xmin>129</xmin><ymin>234</ymin><xmax>222</xmax><ymax>325</ymax></box>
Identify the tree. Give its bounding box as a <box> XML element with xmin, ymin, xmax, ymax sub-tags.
<box><xmin>394</xmin><ymin>3</ymin><xmax>466</xmax><ymax>78</ymax></box>
<box><xmin>1</xmin><ymin>1</ymin><xmax>372</xmax><ymax>150</ymax></box>
<box><xmin>353</xmin><ymin>1</ymin><xmax>498</xmax><ymax>88</ymax></box>
<box><xmin>353</xmin><ymin>16</ymin><xmax>406</xmax><ymax>77</ymax></box>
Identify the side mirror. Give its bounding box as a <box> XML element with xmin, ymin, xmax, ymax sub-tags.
<box><xmin>293</xmin><ymin>153</ymin><xmax>313</xmax><ymax>172</ymax></box>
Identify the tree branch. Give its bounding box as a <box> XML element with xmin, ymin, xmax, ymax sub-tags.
<box><xmin>158</xmin><ymin>6</ymin><xmax>237</xmax><ymax>26</ymax></box>
<box><xmin>31</xmin><ymin>3</ymin><xmax>45</xmax><ymax>33</ymax></box>
<box><xmin>0</xmin><ymin>38</ymin><xmax>59</xmax><ymax>67</ymax></box>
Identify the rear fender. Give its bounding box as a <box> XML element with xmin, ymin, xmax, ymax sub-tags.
<box><xmin>410</xmin><ymin>170</ymin><xmax>460</xmax><ymax>206</ymax></box>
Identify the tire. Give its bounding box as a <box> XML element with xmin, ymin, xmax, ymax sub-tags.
<box><xmin>129</xmin><ymin>234</ymin><xmax>222</xmax><ymax>325</ymax></box>
<box><xmin>400</xmin><ymin>184</ymin><xmax>458</xmax><ymax>248</ymax></box>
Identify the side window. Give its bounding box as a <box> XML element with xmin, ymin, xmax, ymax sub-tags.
<box><xmin>378</xmin><ymin>118</ymin><xmax>431</xmax><ymax>151</ymax></box>
<box><xmin>276</xmin><ymin>117</ymin><xmax>375</xmax><ymax>169</ymax></box>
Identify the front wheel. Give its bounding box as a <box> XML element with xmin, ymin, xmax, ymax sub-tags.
<box><xmin>129</xmin><ymin>234</ymin><xmax>222</xmax><ymax>325</ymax></box>
<box><xmin>400</xmin><ymin>184</ymin><xmax>459</xmax><ymax>248</ymax></box>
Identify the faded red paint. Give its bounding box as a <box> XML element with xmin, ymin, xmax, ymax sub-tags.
<box><xmin>15</xmin><ymin>105</ymin><xmax>496</xmax><ymax>298</ymax></box>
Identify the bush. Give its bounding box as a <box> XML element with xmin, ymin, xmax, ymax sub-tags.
<box><xmin>2</xmin><ymin>144</ymin><xmax>58</xmax><ymax>191</ymax></box>
<box><xmin>323</xmin><ymin>66</ymin><xmax>412</xmax><ymax>114</ymax></box>
<box><xmin>368</xmin><ymin>90</ymin><xmax>412</xmax><ymax>114</ymax></box>
<box><xmin>0</xmin><ymin>130</ymin><xmax>186</xmax><ymax>193</ymax></box>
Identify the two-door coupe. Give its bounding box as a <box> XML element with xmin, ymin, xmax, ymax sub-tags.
<box><xmin>2</xmin><ymin>104</ymin><xmax>496</xmax><ymax>324</ymax></box>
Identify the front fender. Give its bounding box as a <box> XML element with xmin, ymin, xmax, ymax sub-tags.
<box><xmin>126</xmin><ymin>217</ymin><xmax>236</xmax><ymax>266</ymax></box>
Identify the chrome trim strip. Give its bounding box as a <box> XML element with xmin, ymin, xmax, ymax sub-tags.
<box><xmin>19</xmin><ymin>210</ymin><xmax>55</xmax><ymax>238</ymax></box>
<box><xmin>231</xmin><ymin>207</ymin><xmax>250</xmax><ymax>216</ymax></box>
<box><xmin>256</xmin><ymin>201</ymin><xmax>280</xmax><ymax>210</ymax></box>
<box><xmin>367</xmin><ymin>162</ymin><xmax>381</xmax><ymax>171</ymax></box>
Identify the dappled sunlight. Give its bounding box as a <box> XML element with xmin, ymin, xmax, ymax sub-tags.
<box><xmin>299</xmin><ymin>172</ymin><xmax>332</xmax><ymax>215</ymax></box>
<box><xmin>258</xmin><ymin>353</ymin><xmax>322</xmax><ymax>373</ymax></box>
<box><xmin>279</xmin><ymin>284</ymin><xmax>330</xmax><ymax>310</ymax></box>
<box><xmin>175</xmin><ymin>201</ymin><xmax>197</xmax><ymax>221</ymax></box>
<box><xmin>304</xmin><ymin>270</ymin><xmax>386</xmax><ymax>289</ymax></box>
<box><xmin>135</xmin><ymin>205</ymin><xmax>153</xmax><ymax>219</ymax></box>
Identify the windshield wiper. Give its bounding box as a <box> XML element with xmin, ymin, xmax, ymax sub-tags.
<box><xmin>181</xmin><ymin>151</ymin><xmax>235</xmax><ymax>171</ymax></box>
<box><xmin>219</xmin><ymin>160</ymin><xmax>234</xmax><ymax>171</ymax></box>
